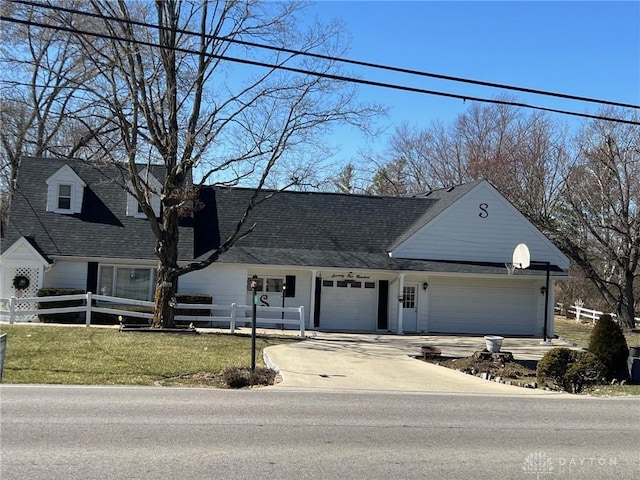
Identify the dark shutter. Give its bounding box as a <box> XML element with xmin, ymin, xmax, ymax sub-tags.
<box><xmin>285</xmin><ymin>275</ymin><xmax>296</xmax><ymax>297</ymax></box>
<box><xmin>86</xmin><ymin>262</ymin><xmax>99</xmax><ymax>294</ymax></box>
<box><xmin>313</xmin><ymin>277</ymin><xmax>322</xmax><ymax>328</ymax></box>
<box><xmin>377</xmin><ymin>280</ymin><xmax>389</xmax><ymax>330</ymax></box>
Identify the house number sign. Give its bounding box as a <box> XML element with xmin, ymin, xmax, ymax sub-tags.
<box><xmin>478</xmin><ymin>203</ymin><xmax>489</xmax><ymax>218</ymax></box>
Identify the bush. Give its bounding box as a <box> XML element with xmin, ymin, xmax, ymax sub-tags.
<box><xmin>174</xmin><ymin>293</ymin><xmax>213</xmax><ymax>326</ymax></box>
<box><xmin>588</xmin><ymin>314</ymin><xmax>629</xmax><ymax>381</ymax></box>
<box><xmin>221</xmin><ymin>367</ymin><xmax>276</xmax><ymax>389</ymax></box>
<box><xmin>563</xmin><ymin>352</ymin><xmax>607</xmax><ymax>393</ymax></box>
<box><xmin>537</xmin><ymin>348</ymin><xmax>575</xmax><ymax>390</ymax></box>
<box><xmin>537</xmin><ymin>348</ymin><xmax>607</xmax><ymax>393</ymax></box>
<box><xmin>37</xmin><ymin>288</ymin><xmax>85</xmax><ymax>323</ymax></box>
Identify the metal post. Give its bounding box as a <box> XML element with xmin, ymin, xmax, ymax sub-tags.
<box><xmin>251</xmin><ymin>275</ymin><xmax>258</xmax><ymax>373</ymax></box>
<box><xmin>542</xmin><ymin>261</ymin><xmax>551</xmax><ymax>344</ymax></box>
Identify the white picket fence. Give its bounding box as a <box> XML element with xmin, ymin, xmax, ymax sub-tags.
<box><xmin>0</xmin><ymin>292</ymin><xmax>305</xmax><ymax>337</ymax></box>
<box><xmin>561</xmin><ymin>303</ymin><xmax>640</xmax><ymax>327</ymax></box>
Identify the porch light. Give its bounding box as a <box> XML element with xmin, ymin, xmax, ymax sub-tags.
<box><xmin>540</xmin><ymin>286</ymin><xmax>547</xmax><ymax>295</ymax></box>
<box><xmin>422</xmin><ymin>282</ymin><xmax>429</xmax><ymax>291</ymax></box>
<box><xmin>398</xmin><ymin>295</ymin><xmax>404</xmax><ymax>303</ymax></box>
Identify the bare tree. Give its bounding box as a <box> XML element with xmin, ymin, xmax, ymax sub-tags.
<box><xmin>549</xmin><ymin>111</ymin><xmax>639</xmax><ymax>329</ymax></box>
<box><xmin>10</xmin><ymin>0</ymin><xmax>380</xmax><ymax>327</ymax></box>
<box><xmin>361</xmin><ymin>101</ymin><xmax>640</xmax><ymax>328</ymax></box>
<box><xmin>0</xmin><ymin>0</ymin><xmax>94</xmax><ymax>229</ymax></box>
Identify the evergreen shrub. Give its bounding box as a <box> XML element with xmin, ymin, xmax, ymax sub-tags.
<box><xmin>588</xmin><ymin>314</ymin><xmax>629</xmax><ymax>381</ymax></box>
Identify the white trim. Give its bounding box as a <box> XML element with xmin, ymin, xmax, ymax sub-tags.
<box><xmin>0</xmin><ymin>237</ymin><xmax>50</xmax><ymax>266</ymax></box>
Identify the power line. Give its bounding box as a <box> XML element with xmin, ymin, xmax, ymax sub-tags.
<box><xmin>1</xmin><ymin>15</ymin><xmax>639</xmax><ymax>126</ymax></box>
<box><xmin>10</xmin><ymin>0</ymin><xmax>640</xmax><ymax>111</ymax></box>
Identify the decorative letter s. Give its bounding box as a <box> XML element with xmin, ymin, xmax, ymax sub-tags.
<box><xmin>479</xmin><ymin>203</ymin><xmax>489</xmax><ymax>218</ymax></box>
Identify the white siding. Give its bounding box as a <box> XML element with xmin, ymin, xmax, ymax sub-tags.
<box><xmin>43</xmin><ymin>260</ymin><xmax>87</xmax><ymax>290</ymax></box>
<box><xmin>179</xmin><ymin>266</ymin><xmax>247</xmax><ymax>306</ymax></box>
<box><xmin>393</xmin><ymin>182</ymin><xmax>569</xmax><ymax>269</ymax></box>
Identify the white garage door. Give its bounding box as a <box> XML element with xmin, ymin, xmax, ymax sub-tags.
<box><xmin>320</xmin><ymin>280</ymin><xmax>377</xmax><ymax>331</ymax></box>
<box><xmin>429</xmin><ymin>278</ymin><xmax>537</xmax><ymax>335</ymax></box>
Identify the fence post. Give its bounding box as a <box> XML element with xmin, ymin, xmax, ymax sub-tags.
<box><xmin>9</xmin><ymin>297</ymin><xmax>15</xmax><ymax>324</ymax></box>
<box><xmin>299</xmin><ymin>306</ymin><xmax>305</xmax><ymax>337</ymax></box>
<box><xmin>85</xmin><ymin>292</ymin><xmax>92</xmax><ymax>327</ymax></box>
<box><xmin>230</xmin><ymin>303</ymin><xmax>236</xmax><ymax>334</ymax></box>
<box><xmin>576</xmin><ymin>306</ymin><xmax>581</xmax><ymax>322</ymax></box>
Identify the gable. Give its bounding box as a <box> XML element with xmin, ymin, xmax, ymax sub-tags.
<box><xmin>0</xmin><ymin>236</ymin><xmax>51</xmax><ymax>266</ymax></box>
<box><xmin>390</xmin><ymin>181</ymin><xmax>570</xmax><ymax>269</ymax></box>
<box><xmin>45</xmin><ymin>164</ymin><xmax>86</xmax><ymax>214</ymax></box>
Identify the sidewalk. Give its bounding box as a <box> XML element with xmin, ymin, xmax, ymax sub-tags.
<box><xmin>264</xmin><ymin>332</ymin><xmax>576</xmax><ymax>394</ymax></box>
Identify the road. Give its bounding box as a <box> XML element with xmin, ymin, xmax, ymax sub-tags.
<box><xmin>1</xmin><ymin>385</ymin><xmax>638</xmax><ymax>479</ymax></box>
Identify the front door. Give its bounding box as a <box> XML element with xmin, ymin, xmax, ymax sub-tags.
<box><xmin>403</xmin><ymin>283</ymin><xmax>418</xmax><ymax>332</ymax></box>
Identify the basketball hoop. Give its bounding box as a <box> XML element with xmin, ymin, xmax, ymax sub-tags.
<box><xmin>505</xmin><ymin>263</ymin><xmax>516</xmax><ymax>276</ymax></box>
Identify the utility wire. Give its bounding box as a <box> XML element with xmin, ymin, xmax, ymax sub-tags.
<box><xmin>10</xmin><ymin>0</ymin><xmax>640</xmax><ymax>111</ymax></box>
<box><xmin>1</xmin><ymin>15</ymin><xmax>639</xmax><ymax>126</ymax></box>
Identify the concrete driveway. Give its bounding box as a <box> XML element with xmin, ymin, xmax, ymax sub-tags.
<box><xmin>264</xmin><ymin>332</ymin><xmax>576</xmax><ymax>395</ymax></box>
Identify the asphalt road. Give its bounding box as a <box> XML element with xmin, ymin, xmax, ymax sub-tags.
<box><xmin>1</xmin><ymin>385</ymin><xmax>638</xmax><ymax>480</ymax></box>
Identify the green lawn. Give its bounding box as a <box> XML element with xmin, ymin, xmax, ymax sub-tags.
<box><xmin>0</xmin><ymin>324</ymin><xmax>299</xmax><ymax>387</ymax></box>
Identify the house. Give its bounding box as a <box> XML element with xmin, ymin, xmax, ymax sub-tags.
<box><xmin>1</xmin><ymin>157</ymin><xmax>569</xmax><ymax>335</ymax></box>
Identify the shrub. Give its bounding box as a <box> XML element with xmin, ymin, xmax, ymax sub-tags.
<box><xmin>563</xmin><ymin>352</ymin><xmax>607</xmax><ymax>393</ymax></box>
<box><xmin>37</xmin><ymin>288</ymin><xmax>85</xmax><ymax>323</ymax></box>
<box><xmin>221</xmin><ymin>367</ymin><xmax>276</xmax><ymax>389</ymax></box>
<box><xmin>537</xmin><ymin>348</ymin><xmax>575</xmax><ymax>390</ymax></box>
<box><xmin>174</xmin><ymin>293</ymin><xmax>213</xmax><ymax>326</ymax></box>
<box><xmin>588</xmin><ymin>314</ymin><xmax>629</xmax><ymax>381</ymax></box>
<box><xmin>537</xmin><ymin>348</ymin><xmax>608</xmax><ymax>393</ymax></box>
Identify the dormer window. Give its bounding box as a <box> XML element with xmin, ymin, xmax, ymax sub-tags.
<box><xmin>57</xmin><ymin>184</ymin><xmax>72</xmax><ymax>210</ymax></box>
<box><xmin>46</xmin><ymin>165</ymin><xmax>85</xmax><ymax>215</ymax></box>
<box><xmin>126</xmin><ymin>168</ymin><xmax>161</xmax><ymax>218</ymax></box>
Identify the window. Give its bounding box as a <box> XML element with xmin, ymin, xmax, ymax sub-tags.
<box><xmin>247</xmin><ymin>276</ymin><xmax>285</xmax><ymax>293</ymax></box>
<box><xmin>364</xmin><ymin>282</ymin><xmax>376</xmax><ymax>289</ymax></box>
<box><xmin>98</xmin><ymin>265</ymin><xmax>157</xmax><ymax>301</ymax></box>
<box><xmin>57</xmin><ymin>184</ymin><xmax>72</xmax><ymax>210</ymax></box>
<box><xmin>322</xmin><ymin>280</ymin><xmax>334</xmax><ymax>287</ymax></box>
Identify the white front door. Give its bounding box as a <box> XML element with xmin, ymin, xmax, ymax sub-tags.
<box><xmin>402</xmin><ymin>283</ymin><xmax>418</xmax><ymax>332</ymax></box>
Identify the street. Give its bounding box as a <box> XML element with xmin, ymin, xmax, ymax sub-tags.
<box><xmin>1</xmin><ymin>385</ymin><xmax>638</xmax><ymax>479</ymax></box>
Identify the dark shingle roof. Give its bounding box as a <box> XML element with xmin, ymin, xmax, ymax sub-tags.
<box><xmin>3</xmin><ymin>157</ymin><xmax>194</xmax><ymax>261</ymax></box>
<box><xmin>6</xmin><ymin>157</ymin><xmax>542</xmax><ymax>275</ymax></box>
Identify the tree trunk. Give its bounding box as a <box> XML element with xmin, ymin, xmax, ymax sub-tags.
<box><xmin>151</xmin><ymin>265</ymin><xmax>178</xmax><ymax>329</ymax></box>
<box><xmin>151</xmin><ymin>213</ymin><xmax>181</xmax><ymax>328</ymax></box>
<box><xmin>618</xmin><ymin>271</ymin><xmax>637</xmax><ymax>331</ymax></box>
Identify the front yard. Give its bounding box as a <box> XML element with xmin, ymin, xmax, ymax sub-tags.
<box><xmin>0</xmin><ymin>324</ymin><xmax>299</xmax><ymax>387</ymax></box>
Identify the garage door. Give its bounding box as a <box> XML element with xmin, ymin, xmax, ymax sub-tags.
<box><xmin>429</xmin><ymin>278</ymin><xmax>537</xmax><ymax>335</ymax></box>
<box><xmin>320</xmin><ymin>279</ymin><xmax>377</xmax><ymax>331</ymax></box>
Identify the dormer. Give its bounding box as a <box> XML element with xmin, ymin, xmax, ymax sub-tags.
<box><xmin>126</xmin><ymin>168</ymin><xmax>162</xmax><ymax>218</ymax></box>
<box><xmin>45</xmin><ymin>164</ymin><xmax>86</xmax><ymax>214</ymax></box>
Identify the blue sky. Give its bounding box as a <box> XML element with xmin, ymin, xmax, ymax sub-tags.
<box><xmin>304</xmin><ymin>1</ymin><xmax>640</xmax><ymax>163</ymax></box>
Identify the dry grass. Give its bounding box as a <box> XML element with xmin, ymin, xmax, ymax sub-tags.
<box><xmin>554</xmin><ymin>316</ymin><xmax>640</xmax><ymax>349</ymax></box>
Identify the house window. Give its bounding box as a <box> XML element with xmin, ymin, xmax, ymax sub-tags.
<box><xmin>98</xmin><ymin>265</ymin><xmax>157</xmax><ymax>301</ymax></box>
<box><xmin>322</xmin><ymin>280</ymin><xmax>334</xmax><ymax>287</ymax></box>
<box><xmin>247</xmin><ymin>276</ymin><xmax>284</xmax><ymax>293</ymax></box>
<box><xmin>57</xmin><ymin>184</ymin><xmax>72</xmax><ymax>210</ymax></box>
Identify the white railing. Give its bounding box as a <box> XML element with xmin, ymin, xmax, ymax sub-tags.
<box><xmin>564</xmin><ymin>303</ymin><xmax>640</xmax><ymax>326</ymax></box>
<box><xmin>0</xmin><ymin>293</ymin><xmax>305</xmax><ymax>336</ymax></box>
